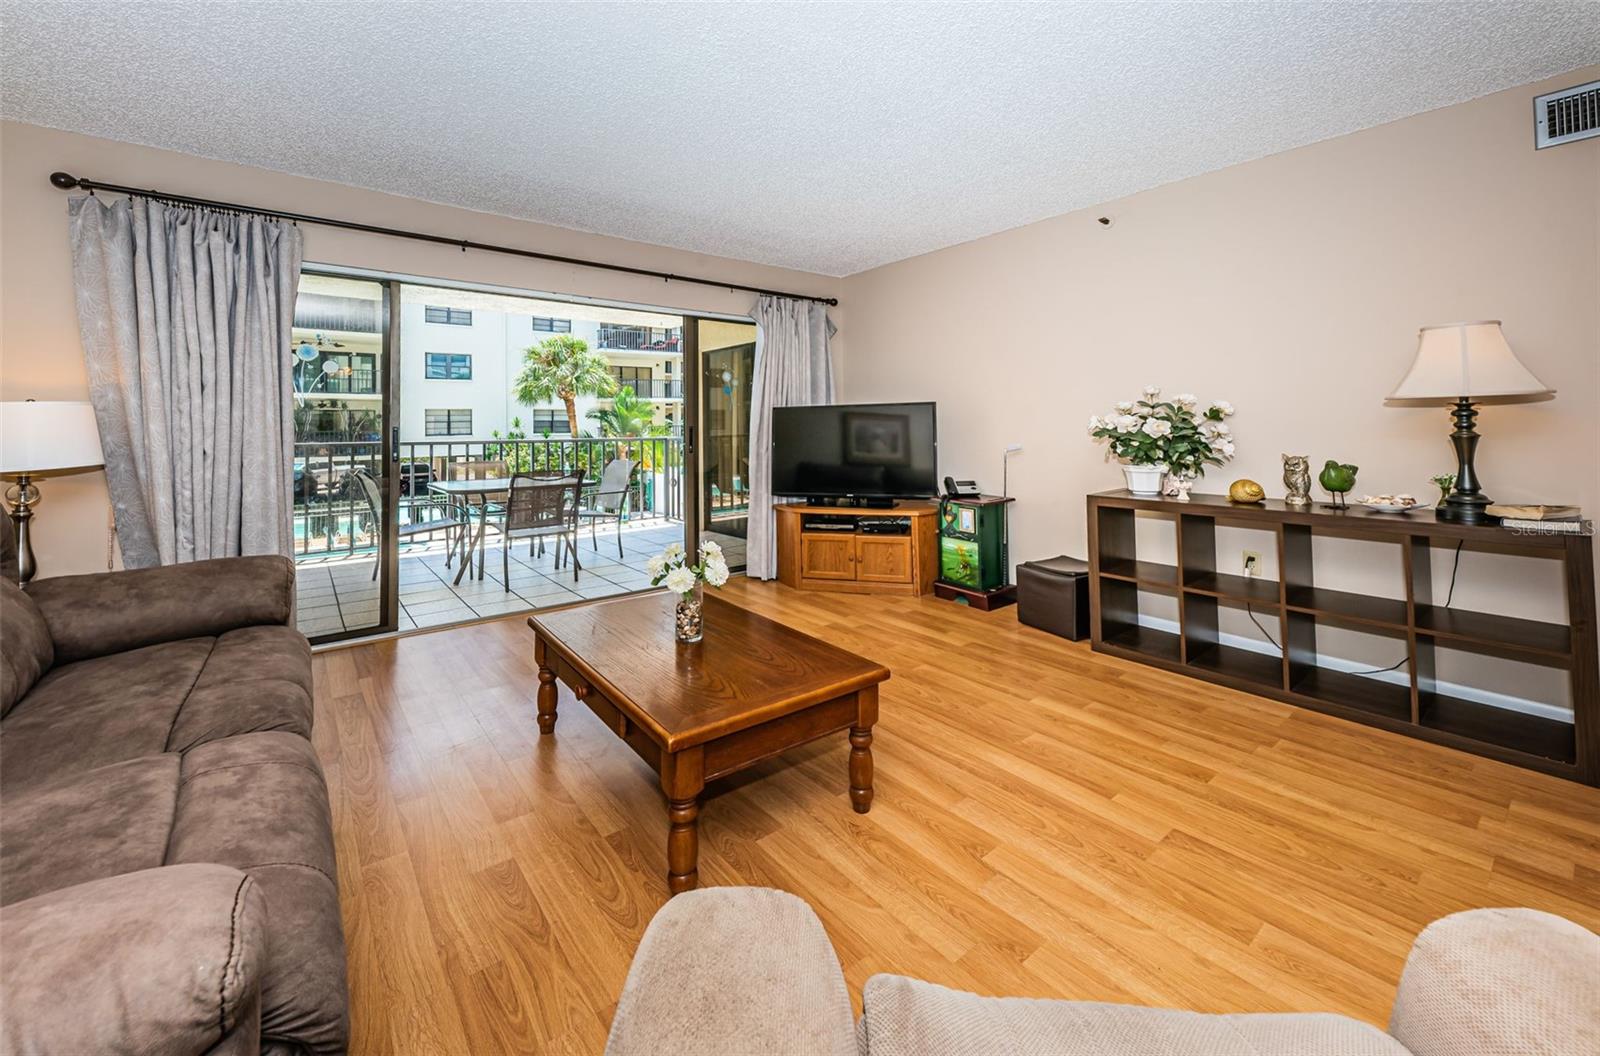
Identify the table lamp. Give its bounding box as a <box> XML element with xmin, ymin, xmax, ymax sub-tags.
<box><xmin>0</xmin><ymin>400</ymin><xmax>105</xmax><ymax>582</ymax></box>
<box><xmin>1388</xmin><ymin>321</ymin><xmax>1552</xmax><ymax>525</ymax></box>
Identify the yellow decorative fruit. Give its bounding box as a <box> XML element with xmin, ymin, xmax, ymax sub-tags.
<box><xmin>1229</xmin><ymin>479</ymin><xmax>1266</xmax><ymax>504</ymax></box>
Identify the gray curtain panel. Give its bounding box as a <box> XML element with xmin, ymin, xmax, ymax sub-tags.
<box><xmin>68</xmin><ymin>195</ymin><xmax>303</xmax><ymax>567</ymax></box>
<box><xmin>747</xmin><ymin>295</ymin><xmax>836</xmax><ymax>580</ymax></box>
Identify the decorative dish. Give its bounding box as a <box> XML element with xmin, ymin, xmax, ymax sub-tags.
<box><xmin>1360</xmin><ymin>494</ymin><xmax>1420</xmax><ymax>514</ymax></box>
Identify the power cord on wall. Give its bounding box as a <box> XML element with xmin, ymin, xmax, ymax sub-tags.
<box><xmin>1243</xmin><ymin>540</ymin><xmax>1465</xmax><ymax>675</ymax></box>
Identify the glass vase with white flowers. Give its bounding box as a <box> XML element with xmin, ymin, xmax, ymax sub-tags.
<box><xmin>1088</xmin><ymin>388</ymin><xmax>1236</xmax><ymax>497</ymax></box>
<box><xmin>647</xmin><ymin>540</ymin><xmax>730</xmax><ymax>643</ymax></box>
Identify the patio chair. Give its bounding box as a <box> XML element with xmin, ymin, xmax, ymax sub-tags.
<box><xmin>498</xmin><ymin>473</ymin><xmax>584</xmax><ymax>589</ymax></box>
<box><xmin>347</xmin><ymin>466</ymin><xmax>469</xmax><ymax>581</ymax></box>
<box><xmin>579</xmin><ymin>458</ymin><xmax>635</xmax><ymax>559</ymax></box>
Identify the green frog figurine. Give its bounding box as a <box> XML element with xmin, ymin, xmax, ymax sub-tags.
<box><xmin>1319</xmin><ymin>460</ymin><xmax>1358</xmax><ymax>508</ymax></box>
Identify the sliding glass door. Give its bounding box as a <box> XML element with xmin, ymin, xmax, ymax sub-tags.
<box><xmin>386</xmin><ymin>282</ymin><xmax>690</xmax><ymax>630</ymax></box>
<box><xmin>695</xmin><ymin>320</ymin><xmax>757</xmax><ymax>571</ymax></box>
<box><xmin>290</xmin><ymin>274</ymin><xmax>398</xmax><ymax>641</ymax></box>
<box><xmin>291</xmin><ymin>270</ymin><xmax>704</xmax><ymax>642</ymax></box>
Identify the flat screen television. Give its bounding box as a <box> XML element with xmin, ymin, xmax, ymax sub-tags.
<box><xmin>770</xmin><ymin>401</ymin><xmax>937</xmax><ymax>502</ymax></box>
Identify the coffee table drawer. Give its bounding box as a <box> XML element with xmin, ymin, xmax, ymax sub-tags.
<box><xmin>702</xmin><ymin>693</ymin><xmax>859</xmax><ymax>780</ymax></box>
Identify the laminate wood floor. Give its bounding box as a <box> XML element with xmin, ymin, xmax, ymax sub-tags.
<box><xmin>314</xmin><ymin>577</ymin><xmax>1600</xmax><ymax>1055</ymax></box>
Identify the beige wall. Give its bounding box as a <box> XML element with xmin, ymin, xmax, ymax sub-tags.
<box><xmin>0</xmin><ymin>120</ymin><xmax>843</xmax><ymax>577</ymax></box>
<box><xmin>842</xmin><ymin>67</ymin><xmax>1600</xmax><ymax>651</ymax></box>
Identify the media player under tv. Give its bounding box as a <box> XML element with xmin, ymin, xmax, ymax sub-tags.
<box><xmin>860</xmin><ymin>518</ymin><xmax>911</xmax><ymax>535</ymax></box>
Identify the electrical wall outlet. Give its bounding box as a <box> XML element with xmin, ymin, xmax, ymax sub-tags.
<box><xmin>1243</xmin><ymin>550</ymin><xmax>1262</xmax><ymax>576</ymax></box>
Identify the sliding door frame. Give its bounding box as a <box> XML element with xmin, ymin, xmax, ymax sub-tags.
<box><xmin>683</xmin><ymin>315</ymin><xmax>761</xmax><ymax>573</ymax></box>
<box><xmin>298</xmin><ymin>268</ymin><xmax>402</xmax><ymax>645</ymax></box>
<box><xmin>680</xmin><ymin>318</ymin><xmax>701</xmax><ymax>557</ymax></box>
<box><xmin>298</xmin><ymin>263</ymin><xmax>760</xmax><ymax>642</ymax></box>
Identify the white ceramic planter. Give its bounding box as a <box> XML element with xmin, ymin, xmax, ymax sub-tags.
<box><xmin>1122</xmin><ymin>463</ymin><xmax>1168</xmax><ymax>496</ymax></box>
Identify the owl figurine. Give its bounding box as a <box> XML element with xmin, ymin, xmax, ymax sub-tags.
<box><xmin>1319</xmin><ymin>460</ymin><xmax>1359</xmax><ymax>507</ymax></box>
<box><xmin>1282</xmin><ymin>454</ymin><xmax>1312</xmax><ymax>507</ymax></box>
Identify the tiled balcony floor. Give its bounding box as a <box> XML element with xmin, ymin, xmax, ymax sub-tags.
<box><xmin>294</xmin><ymin>522</ymin><xmax>746</xmax><ymax>638</ymax></box>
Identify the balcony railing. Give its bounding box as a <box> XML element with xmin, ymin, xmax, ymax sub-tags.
<box><xmin>596</xmin><ymin>326</ymin><xmax>682</xmax><ymax>352</ymax></box>
<box><xmin>611</xmin><ymin>378</ymin><xmax>684</xmax><ymax>400</ymax></box>
<box><xmin>294</xmin><ymin>369</ymin><xmax>377</xmax><ymax>396</ymax></box>
<box><xmin>292</xmin><ymin>436</ymin><xmax>685</xmax><ymax>560</ymax></box>
<box><xmin>703</xmin><ymin>432</ymin><xmax>750</xmax><ymax>518</ymax></box>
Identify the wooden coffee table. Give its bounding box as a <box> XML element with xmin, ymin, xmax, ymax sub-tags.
<box><xmin>527</xmin><ymin>592</ymin><xmax>889</xmax><ymax>893</ymax></box>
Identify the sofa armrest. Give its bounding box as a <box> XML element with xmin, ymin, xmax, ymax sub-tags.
<box><xmin>1389</xmin><ymin>907</ymin><xmax>1600</xmax><ymax>1056</ymax></box>
<box><xmin>1</xmin><ymin>863</ymin><xmax>267</xmax><ymax>1056</ymax></box>
<box><xmin>27</xmin><ymin>555</ymin><xmax>296</xmax><ymax>663</ymax></box>
<box><xmin>605</xmin><ymin>887</ymin><xmax>857</xmax><ymax>1056</ymax></box>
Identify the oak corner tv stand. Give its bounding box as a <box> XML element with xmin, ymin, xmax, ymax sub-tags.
<box><xmin>776</xmin><ymin>501</ymin><xmax>939</xmax><ymax>596</ymax></box>
<box><xmin>1086</xmin><ymin>490</ymin><xmax>1598</xmax><ymax>786</ymax></box>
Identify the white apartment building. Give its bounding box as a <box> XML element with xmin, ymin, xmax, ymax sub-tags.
<box><xmin>399</xmin><ymin>294</ymin><xmax>684</xmax><ymax>443</ymax></box>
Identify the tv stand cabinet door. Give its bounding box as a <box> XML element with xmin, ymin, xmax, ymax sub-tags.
<box><xmin>801</xmin><ymin>534</ymin><xmax>857</xmax><ymax>581</ymax></box>
<box><xmin>856</xmin><ymin>536</ymin><xmax>913</xmax><ymax>584</ymax></box>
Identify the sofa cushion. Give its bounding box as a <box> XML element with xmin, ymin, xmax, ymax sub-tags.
<box><xmin>167</xmin><ymin>625</ymin><xmax>314</xmax><ymax>753</ymax></box>
<box><xmin>859</xmin><ymin>975</ymin><xmax>1411</xmax><ymax>1056</ymax></box>
<box><xmin>25</xmin><ymin>554</ymin><xmax>296</xmax><ymax>665</ymax></box>
<box><xmin>1</xmin><ymin>579</ymin><xmax>53</xmax><ymax>718</ymax></box>
<box><xmin>167</xmin><ymin>732</ymin><xmax>348</xmax><ymax>1056</ymax></box>
<box><xmin>0</xmin><ymin>638</ymin><xmax>213</xmax><ymax>792</ymax></box>
<box><xmin>1</xmin><ymin>755</ymin><xmax>180</xmax><ymax>906</ymax></box>
<box><xmin>0</xmin><ymin>864</ymin><xmax>266</xmax><ymax>1056</ymax></box>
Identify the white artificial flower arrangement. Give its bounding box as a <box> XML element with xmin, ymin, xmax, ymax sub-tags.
<box><xmin>1087</xmin><ymin>387</ymin><xmax>1236</xmax><ymax>477</ymax></box>
<box><xmin>649</xmin><ymin>539</ymin><xmax>730</xmax><ymax>595</ymax></box>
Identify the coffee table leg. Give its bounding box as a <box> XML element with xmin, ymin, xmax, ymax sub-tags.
<box><xmin>667</xmin><ymin>797</ymin><xmax>700</xmax><ymax>894</ymax></box>
<box><xmin>850</xmin><ymin>685</ymin><xmax>879</xmax><ymax>814</ymax></box>
<box><xmin>661</xmin><ymin>748</ymin><xmax>705</xmax><ymax>895</ymax></box>
<box><xmin>849</xmin><ymin>726</ymin><xmax>874</xmax><ymax>813</ymax></box>
<box><xmin>534</xmin><ymin>639</ymin><xmax>558</xmax><ymax>736</ymax></box>
<box><xmin>536</xmin><ymin>667</ymin><xmax>559</xmax><ymax>735</ymax></box>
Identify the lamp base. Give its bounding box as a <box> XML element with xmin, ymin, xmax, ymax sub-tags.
<box><xmin>1436</xmin><ymin>398</ymin><xmax>1498</xmax><ymax>527</ymax></box>
<box><xmin>1437</xmin><ymin>492</ymin><xmax>1496</xmax><ymax>526</ymax></box>
<box><xmin>3</xmin><ymin>472</ymin><xmax>39</xmax><ymax>583</ymax></box>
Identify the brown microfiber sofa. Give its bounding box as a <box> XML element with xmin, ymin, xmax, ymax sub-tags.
<box><xmin>0</xmin><ymin>519</ymin><xmax>348</xmax><ymax>1056</ymax></box>
<box><xmin>607</xmin><ymin>887</ymin><xmax>1599</xmax><ymax>1056</ymax></box>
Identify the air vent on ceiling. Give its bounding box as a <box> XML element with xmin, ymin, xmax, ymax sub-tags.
<box><xmin>1534</xmin><ymin>80</ymin><xmax>1599</xmax><ymax>149</ymax></box>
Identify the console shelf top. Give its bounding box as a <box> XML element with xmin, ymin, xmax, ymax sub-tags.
<box><xmin>1089</xmin><ymin>489</ymin><xmax>1573</xmax><ymax>549</ymax></box>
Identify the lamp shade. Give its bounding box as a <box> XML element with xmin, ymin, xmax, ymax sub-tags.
<box><xmin>0</xmin><ymin>401</ymin><xmax>105</xmax><ymax>476</ymax></box>
<box><xmin>1389</xmin><ymin>321</ymin><xmax>1552</xmax><ymax>400</ymax></box>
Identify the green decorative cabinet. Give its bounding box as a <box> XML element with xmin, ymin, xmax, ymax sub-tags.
<box><xmin>935</xmin><ymin>496</ymin><xmax>1016</xmax><ymax>609</ymax></box>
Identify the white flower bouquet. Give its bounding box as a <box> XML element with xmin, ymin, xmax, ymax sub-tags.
<box><xmin>648</xmin><ymin>540</ymin><xmax>729</xmax><ymax>642</ymax></box>
<box><xmin>1087</xmin><ymin>388</ymin><xmax>1236</xmax><ymax>478</ymax></box>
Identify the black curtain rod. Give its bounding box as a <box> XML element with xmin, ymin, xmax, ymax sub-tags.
<box><xmin>48</xmin><ymin>171</ymin><xmax>838</xmax><ymax>307</ymax></box>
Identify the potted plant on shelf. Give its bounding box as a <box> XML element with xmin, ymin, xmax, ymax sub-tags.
<box><xmin>647</xmin><ymin>540</ymin><xmax>731</xmax><ymax>643</ymax></box>
<box><xmin>1088</xmin><ymin>388</ymin><xmax>1236</xmax><ymax>498</ymax></box>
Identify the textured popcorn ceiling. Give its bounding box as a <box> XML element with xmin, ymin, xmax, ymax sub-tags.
<box><xmin>3</xmin><ymin>2</ymin><xmax>1596</xmax><ymax>276</ymax></box>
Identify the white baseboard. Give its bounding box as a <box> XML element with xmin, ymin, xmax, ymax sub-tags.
<box><xmin>1135</xmin><ymin>614</ymin><xmax>1575</xmax><ymax>726</ymax></box>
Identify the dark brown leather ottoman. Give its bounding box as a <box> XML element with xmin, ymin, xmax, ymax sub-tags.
<box><xmin>1017</xmin><ymin>555</ymin><xmax>1090</xmax><ymax>641</ymax></box>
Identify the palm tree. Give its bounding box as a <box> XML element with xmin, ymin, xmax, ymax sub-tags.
<box><xmin>513</xmin><ymin>334</ymin><xmax>617</xmax><ymax>436</ymax></box>
<box><xmin>586</xmin><ymin>387</ymin><xmax>664</xmax><ymax>439</ymax></box>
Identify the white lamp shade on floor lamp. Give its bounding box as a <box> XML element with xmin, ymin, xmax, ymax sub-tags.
<box><xmin>0</xmin><ymin>400</ymin><xmax>105</xmax><ymax>476</ymax></box>
<box><xmin>0</xmin><ymin>400</ymin><xmax>105</xmax><ymax>583</ymax></box>
<box><xmin>1389</xmin><ymin>321</ymin><xmax>1552</xmax><ymax>400</ymax></box>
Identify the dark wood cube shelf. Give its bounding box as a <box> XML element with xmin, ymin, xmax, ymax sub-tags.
<box><xmin>1088</xmin><ymin>491</ymin><xmax>1598</xmax><ymax>785</ymax></box>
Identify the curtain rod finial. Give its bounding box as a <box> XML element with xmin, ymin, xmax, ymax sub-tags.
<box><xmin>49</xmin><ymin>172</ymin><xmax>80</xmax><ymax>190</ymax></box>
